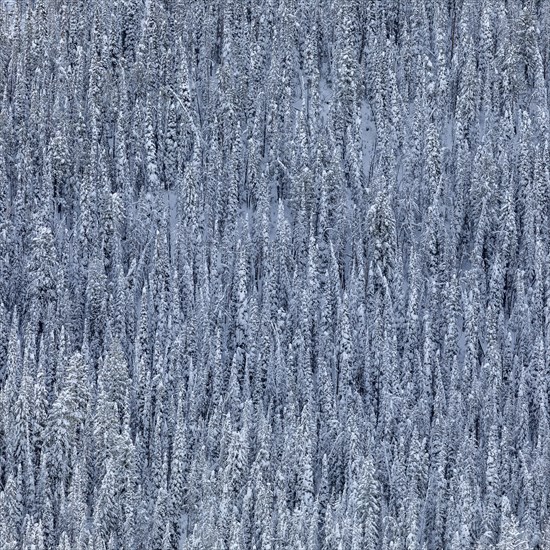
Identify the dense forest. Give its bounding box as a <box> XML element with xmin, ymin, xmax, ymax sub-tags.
<box><xmin>0</xmin><ymin>0</ymin><xmax>550</xmax><ymax>548</ymax></box>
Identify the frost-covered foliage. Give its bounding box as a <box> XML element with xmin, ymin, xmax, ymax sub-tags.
<box><xmin>0</xmin><ymin>0</ymin><xmax>549</xmax><ymax>548</ymax></box>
